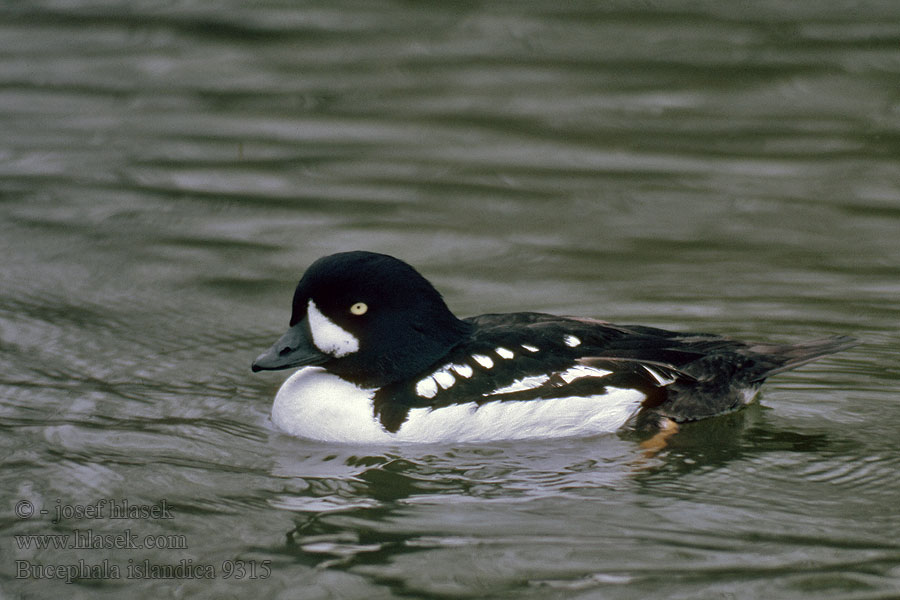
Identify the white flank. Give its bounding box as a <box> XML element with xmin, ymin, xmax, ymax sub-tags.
<box><xmin>270</xmin><ymin>368</ymin><xmax>646</xmax><ymax>444</ymax></box>
<box><xmin>564</xmin><ymin>335</ymin><xmax>581</xmax><ymax>347</ymax></box>
<box><xmin>471</xmin><ymin>354</ymin><xmax>494</xmax><ymax>369</ymax></box>
<box><xmin>306</xmin><ymin>300</ymin><xmax>359</xmax><ymax>357</ymax></box>
<box><xmin>486</xmin><ymin>374</ymin><xmax>551</xmax><ymax>396</ymax></box>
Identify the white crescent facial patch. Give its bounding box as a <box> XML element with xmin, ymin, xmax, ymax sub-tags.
<box><xmin>307</xmin><ymin>299</ymin><xmax>360</xmax><ymax>357</ymax></box>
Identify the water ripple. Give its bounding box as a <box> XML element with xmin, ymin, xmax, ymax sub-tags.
<box><xmin>3</xmin><ymin>1</ymin><xmax>899</xmax><ymax>598</ymax></box>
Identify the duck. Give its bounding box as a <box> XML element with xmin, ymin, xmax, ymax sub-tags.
<box><xmin>251</xmin><ymin>251</ymin><xmax>855</xmax><ymax>444</ymax></box>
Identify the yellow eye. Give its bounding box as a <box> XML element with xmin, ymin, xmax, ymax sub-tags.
<box><xmin>350</xmin><ymin>302</ymin><xmax>368</xmax><ymax>316</ymax></box>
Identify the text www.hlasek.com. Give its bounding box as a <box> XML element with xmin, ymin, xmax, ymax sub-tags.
<box><xmin>15</xmin><ymin>529</ymin><xmax>187</xmax><ymax>551</ymax></box>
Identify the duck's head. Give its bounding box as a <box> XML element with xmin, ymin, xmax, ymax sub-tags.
<box><xmin>252</xmin><ymin>251</ymin><xmax>472</xmax><ymax>388</ymax></box>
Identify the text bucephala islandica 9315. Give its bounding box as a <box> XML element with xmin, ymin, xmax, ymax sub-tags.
<box><xmin>252</xmin><ymin>251</ymin><xmax>855</xmax><ymax>444</ymax></box>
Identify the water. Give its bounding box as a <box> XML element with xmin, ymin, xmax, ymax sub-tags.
<box><xmin>2</xmin><ymin>1</ymin><xmax>899</xmax><ymax>598</ymax></box>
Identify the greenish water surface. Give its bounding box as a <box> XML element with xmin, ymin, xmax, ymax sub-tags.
<box><xmin>2</xmin><ymin>2</ymin><xmax>899</xmax><ymax>598</ymax></box>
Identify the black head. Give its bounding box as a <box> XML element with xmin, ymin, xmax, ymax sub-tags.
<box><xmin>251</xmin><ymin>251</ymin><xmax>473</xmax><ymax>388</ymax></box>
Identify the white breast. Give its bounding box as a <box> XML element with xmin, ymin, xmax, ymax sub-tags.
<box><xmin>270</xmin><ymin>368</ymin><xmax>385</xmax><ymax>443</ymax></box>
<box><xmin>270</xmin><ymin>368</ymin><xmax>646</xmax><ymax>444</ymax></box>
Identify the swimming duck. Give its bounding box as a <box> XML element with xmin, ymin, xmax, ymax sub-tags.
<box><xmin>252</xmin><ymin>251</ymin><xmax>855</xmax><ymax>444</ymax></box>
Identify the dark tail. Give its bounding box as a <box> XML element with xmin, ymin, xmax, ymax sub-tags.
<box><xmin>747</xmin><ymin>335</ymin><xmax>858</xmax><ymax>381</ymax></box>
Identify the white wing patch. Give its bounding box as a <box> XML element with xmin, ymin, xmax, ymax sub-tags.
<box><xmin>433</xmin><ymin>368</ymin><xmax>456</xmax><ymax>390</ymax></box>
<box><xmin>642</xmin><ymin>365</ymin><xmax>676</xmax><ymax>386</ymax></box>
<box><xmin>450</xmin><ymin>363</ymin><xmax>474</xmax><ymax>378</ymax></box>
<box><xmin>471</xmin><ymin>354</ymin><xmax>494</xmax><ymax>369</ymax></box>
<box><xmin>564</xmin><ymin>335</ymin><xmax>581</xmax><ymax>347</ymax></box>
<box><xmin>485</xmin><ymin>374</ymin><xmax>551</xmax><ymax>396</ymax></box>
<box><xmin>416</xmin><ymin>366</ymin><xmax>459</xmax><ymax>398</ymax></box>
<box><xmin>520</xmin><ymin>344</ymin><xmax>539</xmax><ymax>353</ymax></box>
<box><xmin>558</xmin><ymin>364</ymin><xmax>612</xmax><ymax>384</ymax></box>
<box><xmin>495</xmin><ymin>347</ymin><xmax>515</xmax><ymax>359</ymax></box>
<box><xmin>306</xmin><ymin>300</ymin><xmax>359</xmax><ymax>357</ymax></box>
<box><xmin>415</xmin><ymin>376</ymin><xmax>439</xmax><ymax>399</ymax></box>
<box><xmin>485</xmin><ymin>364</ymin><xmax>613</xmax><ymax>397</ymax></box>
